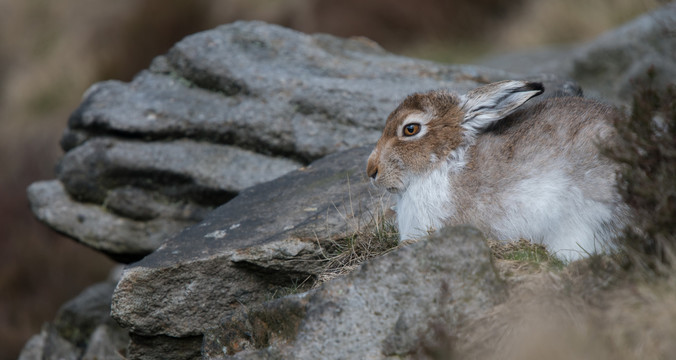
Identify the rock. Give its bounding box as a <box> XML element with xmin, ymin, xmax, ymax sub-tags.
<box><xmin>111</xmin><ymin>146</ymin><xmax>392</xmax><ymax>340</ymax></box>
<box><xmin>53</xmin><ymin>281</ymin><xmax>124</xmax><ymax>347</ymax></box>
<box><xmin>27</xmin><ymin>180</ymin><xmax>190</xmax><ymax>262</ymax></box>
<box><xmin>28</xmin><ymin>20</ymin><xmax>578</xmax><ymax>261</ymax></box>
<box><xmin>40</xmin><ymin>325</ymin><xmax>82</xmax><ymax>360</ymax></box>
<box><xmin>17</xmin><ymin>273</ymin><xmax>130</xmax><ymax>360</ymax></box>
<box><xmin>81</xmin><ymin>325</ymin><xmax>128</xmax><ymax>360</ymax></box>
<box><xmin>480</xmin><ymin>3</ymin><xmax>676</xmax><ymax>105</ymax></box>
<box><xmin>202</xmin><ymin>225</ymin><xmax>504</xmax><ymax>359</ymax></box>
<box><xmin>568</xmin><ymin>3</ymin><xmax>676</xmax><ymax>103</ymax></box>
<box><xmin>56</xmin><ymin>137</ymin><xmax>300</xmax><ymax>206</ymax></box>
<box><xmin>18</xmin><ymin>332</ymin><xmax>47</xmax><ymax>360</ymax></box>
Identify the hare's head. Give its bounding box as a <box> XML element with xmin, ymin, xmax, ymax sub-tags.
<box><xmin>366</xmin><ymin>80</ymin><xmax>544</xmax><ymax>193</ymax></box>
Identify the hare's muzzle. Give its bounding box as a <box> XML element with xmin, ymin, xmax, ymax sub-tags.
<box><xmin>366</xmin><ymin>151</ymin><xmax>379</xmax><ymax>181</ymax></box>
<box><xmin>367</xmin><ymin>162</ymin><xmax>378</xmax><ymax>180</ymax></box>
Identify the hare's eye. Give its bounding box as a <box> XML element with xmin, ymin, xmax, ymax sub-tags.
<box><xmin>403</xmin><ymin>123</ymin><xmax>421</xmax><ymax>137</ymax></box>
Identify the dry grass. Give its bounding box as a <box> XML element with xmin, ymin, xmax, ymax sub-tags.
<box><xmin>265</xmin><ymin>192</ymin><xmax>403</xmax><ymax>297</ymax></box>
<box><xmin>314</xmin><ymin>211</ymin><xmax>402</xmax><ymax>286</ymax></box>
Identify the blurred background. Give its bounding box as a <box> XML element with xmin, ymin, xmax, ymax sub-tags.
<box><xmin>0</xmin><ymin>0</ymin><xmax>661</xmax><ymax>358</ymax></box>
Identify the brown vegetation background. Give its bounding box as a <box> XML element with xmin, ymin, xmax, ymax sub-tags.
<box><xmin>0</xmin><ymin>0</ymin><xmax>659</xmax><ymax>358</ymax></box>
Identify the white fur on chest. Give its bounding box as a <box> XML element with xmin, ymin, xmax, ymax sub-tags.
<box><xmin>395</xmin><ymin>163</ymin><xmax>452</xmax><ymax>241</ymax></box>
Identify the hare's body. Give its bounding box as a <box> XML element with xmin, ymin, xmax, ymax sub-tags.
<box><xmin>367</xmin><ymin>82</ymin><xmax>627</xmax><ymax>259</ymax></box>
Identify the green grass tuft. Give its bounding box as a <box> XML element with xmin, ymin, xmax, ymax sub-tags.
<box><xmin>490</xmin><ymin>239</ymin><xmax>567</xmax><ymax>271</ymax></box>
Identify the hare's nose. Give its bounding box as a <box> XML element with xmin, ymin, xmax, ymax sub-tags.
<box><xmin>367</xmin><ymin>163</ymin><xmax>378</xmax><ymax>179</ymax></box>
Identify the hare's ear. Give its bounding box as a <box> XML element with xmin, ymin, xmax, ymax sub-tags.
<box><xmin>460</xmin><ymin>81</ymin><xmax>544</xmax><ymax>133</ymax></box>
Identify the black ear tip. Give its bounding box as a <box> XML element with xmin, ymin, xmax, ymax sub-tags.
<box><xmin>525</xmin><ymin>82</ymin><xmax>545</xmax><ymax>93</ymax></box>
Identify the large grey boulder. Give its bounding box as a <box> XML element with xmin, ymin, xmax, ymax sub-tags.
<box><xmin>202</xmin><ymin>225</ymin><xmax>504</xmax><ymax>360</ymax></box>
<box><xmin>480</xmin><ymin>3</ymin><xmax>676</xmax><ymax>105</ymax></box>
<box><xmin>27</xmin><ymin>20</ymin><xmax>577</xmax><ymax>262</ymax></box>
<box><xmin>110</xmin><ymin>146</ymin><xmax>392</xmax><ymax>357</ymax></box>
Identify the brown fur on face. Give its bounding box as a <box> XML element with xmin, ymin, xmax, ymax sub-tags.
<box><xmin>366</xmin><ymin>90</ymin><xmax>464</xmax><ymax>192</ymax></box>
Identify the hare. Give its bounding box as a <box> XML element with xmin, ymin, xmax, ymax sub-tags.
<box><xmin>366</xmin><ymin>80</ymin><xmax>628</xmax><ymax>259</ymax></box>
